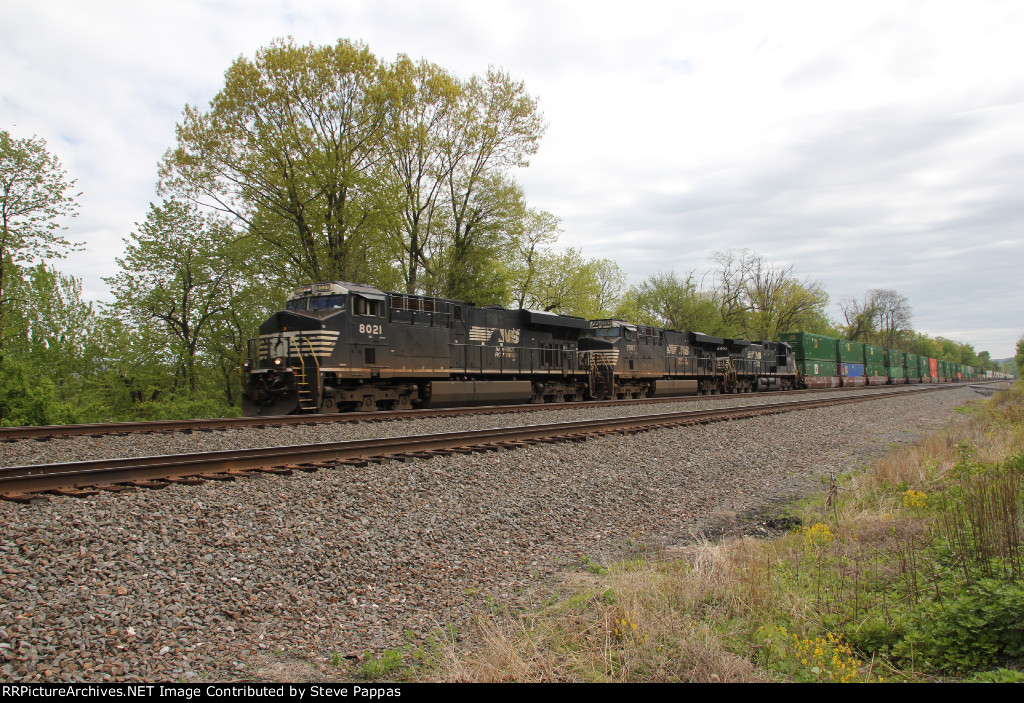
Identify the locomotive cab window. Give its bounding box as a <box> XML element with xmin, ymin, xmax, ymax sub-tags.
<box><xmin>353</xmin><ymin>295</ymin><xmax>385</xmax><ymax>317</ymax></box>
<box><xmin>308</xmin><ymin>296</ymin><xmax>345</xmax><ymax>311</ymax></box>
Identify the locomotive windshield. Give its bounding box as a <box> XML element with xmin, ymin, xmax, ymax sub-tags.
<box><xmin>285</xmin><ymin>296</ymin><xmax>346</xmax><ymax>311</ymax></box>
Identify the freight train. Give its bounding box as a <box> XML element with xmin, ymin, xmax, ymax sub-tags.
<box><xmin>782</xmin><ymin>332</ymin><xmax>989</xmax><ymax>388</ymax></box>
<box><xmin>240</xmin><ymin>281</ymin><xmax>976</xmax><ymax>416</ymax></box>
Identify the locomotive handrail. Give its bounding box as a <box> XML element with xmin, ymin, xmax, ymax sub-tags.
<box><xmin>303</xmin><ymin>335</ymin><xmax>321</xmax><ymax>377</ymax></box>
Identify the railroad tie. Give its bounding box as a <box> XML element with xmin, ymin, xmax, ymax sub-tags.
<box><xmin>0</xmin><ymin>492</ymin><xmax>48</xmax><ymax>504</ymax></box>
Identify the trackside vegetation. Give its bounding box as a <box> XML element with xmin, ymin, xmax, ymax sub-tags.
<box><xmin>344</xmin><ymin>384</ymin><xmax>1024</xmax><ymax>683</ymax></box>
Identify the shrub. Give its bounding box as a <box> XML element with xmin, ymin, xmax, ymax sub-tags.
<box><xmin>893</xmin><ymin>578</ymin><xmax>1024</xmax><ymax>674</ymax></box>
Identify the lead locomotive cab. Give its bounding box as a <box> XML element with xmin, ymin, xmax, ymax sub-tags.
<box><xmin>242</xmin><ymin>282</ymin><xmax>436</xmax><ymax>415</ymax></box>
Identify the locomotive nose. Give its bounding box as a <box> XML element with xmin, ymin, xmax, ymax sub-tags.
<box><xmin>260</xmin><ymin>310</ymin><xmax>323</xmax><ymax>334</ymax></box>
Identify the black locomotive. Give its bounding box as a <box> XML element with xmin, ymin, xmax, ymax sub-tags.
<box><xmin>241</xmin><ymin>281</ymin><xmax>797</xmax><ymax>415</ymax></box>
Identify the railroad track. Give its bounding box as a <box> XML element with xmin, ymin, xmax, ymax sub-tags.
<box><xmin>0</xmin><ymin>381</ymin><xmax>988</xmax><ymax>442</ymax></box>
<box><xmin>0</xmin><ymin>384</ymin><xmax>959</xmax><ymax>502</ymax></box>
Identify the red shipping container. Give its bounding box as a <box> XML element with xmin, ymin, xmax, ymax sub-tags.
<box><xmin>928</xmin><ymin>357</ymin><xmax>938</xmax><ymax>378</ymax></box>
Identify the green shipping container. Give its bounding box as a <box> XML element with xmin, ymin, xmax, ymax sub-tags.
<box><xmin>884</xmin><ymin>349</ymin><xmax>906</xmax><ymax>367</ymax></box>
<box><xmin>781</xmin><ymin>332</ymin><xmax>838</xmax><ymax>362</ymax></box>
<box><xmin>798</xmin><ymin>359</ymin><xmax>838</xmax><ymax>377</ymax></box>
<box><xmin>864</xmin><ymin>344</ymin><xmax>885</xmax><ymax>366</ymax></box>
<box><xmin>907</xmin><ymin>354</ymin><xmax>921</xmax><ymax>378</ymax></box>
<box><xmin>837</xmin><ymin>340</ymin><xmax>865</xmax><ymax>364</ymax></box>
<box><xmin>886</xmin><ymin>365</ymin><xmax>905</xmax><ymax>379</ymax></box>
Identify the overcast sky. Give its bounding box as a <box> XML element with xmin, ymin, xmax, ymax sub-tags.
<box><xmin>2</xmin><ymin>0</ymin><xmax>1022</xmax><ymax>357</ymax></box>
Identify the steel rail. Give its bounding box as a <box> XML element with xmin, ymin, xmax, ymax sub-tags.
<box><xmin>0</xmin><ymin>381</ymin><xmax>985</xmax><ymax>442</ymax></box>
<box><xmin>0</xmin><ymin>385</ymin><xmax>953</xmax><ymax>499</ymax></box>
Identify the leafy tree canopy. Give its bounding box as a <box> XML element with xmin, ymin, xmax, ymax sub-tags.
<box><xmin>159</xmin><ymin>37</ymin><xmax>546</xmax><ymax>301</ymax></box>
<box><xmin>0</xmin><ymin>129</ymin><xmax>81</xmax><ymax>348</ymax></box>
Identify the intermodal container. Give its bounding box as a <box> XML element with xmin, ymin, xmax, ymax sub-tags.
<box><xmin>906</xmin><ymin>355</ymin><xmax>921</xmax><ymax>382</ymax></box>
<box><xmin>864</xmin><ymin>344</ymin><xmax>885</xmax><ymax>366</ymax></box>
<box><xmin>886</xmin><ymin>365</ymin><xmax>905</xmax><ymax>380</ymax></box>
<box><xmin>799</xmin><ymin>359</ymin><xmax>837</xmax><ymax>376</ymax></box>
<box><xmin>781</xmin><ymin>332</ymin><xmax>838</xmax><ymax>362</ymax></box>
<box><xmin>837</xmin><ymin>340</ymin><xmax>865</xmax><ymax>364</ymax></box>
<box><xmin>798</xmin><ymin>359</ymin><xmax>840</xmax><ymax>388</ymax></box>
<box><xmin>865</xmin><ymin>363</ymin><xmax>888</xmax><ymax>385</ymax></box>
<box><xmin>840</xmin><ymin>362</ymin><xmax>866</xmax><ymax>387</ymax></box>
<box><xmin>884</xmin><ymin>349</ymin><xmax>906</xmax><ymax>368</ymax></box>
<box><xmin>917</xmin><ymin>355</ymin><xmax>928</xmax><ymax>381</ymax></box>
<box><xmin>929</xmin><ymin>357</ymin><xmax>938</xmax><ymax>379</ymax></box>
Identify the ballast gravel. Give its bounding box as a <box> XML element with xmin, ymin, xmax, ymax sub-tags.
<box><xmin>0</xmin><ymin>386</ymin><xmax>982</xmax><ymax>682</ymax></box>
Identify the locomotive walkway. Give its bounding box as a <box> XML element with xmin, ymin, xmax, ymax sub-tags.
<box><xmin>0</xmin><ymin>384</ymin><xmax>967</xmax><ymax>502</ymax></box>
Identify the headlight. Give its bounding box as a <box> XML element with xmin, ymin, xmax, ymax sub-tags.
<box><xmin>273</xmin><ymin>357</ymin><xmax>284</xmax><ymax>367</ymax></box>
<box><xmin>242</xmin><ymin>360</ymin><xmax>252</xmax><ymax>371</ymax></box>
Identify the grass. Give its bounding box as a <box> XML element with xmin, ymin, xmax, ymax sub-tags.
<box><xmin>342</xmin><ymin>384</ymin><xmax>1024</xmax><ymax>683</ymax></box>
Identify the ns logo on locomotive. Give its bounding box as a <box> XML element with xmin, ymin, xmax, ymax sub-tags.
<box><xmin>241</xmin><ymin>281</ymin><xmax>803</xmax><ymax>416</ymax></box>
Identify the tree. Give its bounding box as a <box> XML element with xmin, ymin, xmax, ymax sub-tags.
<box><xmin>428</xmin><ymin>68</ymin><xmax>545</xmax><ymax>299</ymax></box>
<box><xmin>0</xmin><ymin>130</ymin><xmax>80</xmax><ymax>349</ymax></box>
<box><xmin>104</xmin><ymin>199</ymin><xmax>248</xmax><ymax>394</ymax></box>
<box><xmin>508</xmin><ymin>248</ymin><xmax>624</xmax><ymax>318</ymax></box>
<box><xmin>505</xmin><ymin>208</ymin><xmax>561</xmax><ymax>309</ymax></box>
<box><xmin>422</xmin><ymin>173</ymin><xmax>525</xmax><ymax>304</ymax></box>
<box><xmin>160</xmin><ymin>38</ymin><xmax>395</xmax><ymax>285</ymax></box>
<box><xmin>0</xmin><ymin>263</ymin><xmax>96</xmax><ymax>426</ymax></box>
<box><xmin>711</xmin><ymin>249</ymin><xmax>830</xmax><ymax>341</ymax></box>
<box><xmin>839</xmin><ymin>292</ymin><xmax>879</xmax><ymax>341</ymax></box>
<box><xmin>871</xmin><ymin>289</ymin><xmax>912</xmax><ymax>349</ymax></box>
<box><xmin>160</xmin><ymin>39</ymin><xmax>547</xmax><ymax>298</ymax></box>
<box><xmin>619</xmin><ymin>270</ymin><xmax>720</xmax><ymax>333</ymax></box>
<box><xmin>385</xmin><ymin>56</ymin><xmax>463</xmax><ymax>293</ymax></box>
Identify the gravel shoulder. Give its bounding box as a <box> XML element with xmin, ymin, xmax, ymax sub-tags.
<box><xmin>0</xmin><ymin>386</ymin><xmax>981</xmax><ymax>682</ymax></box>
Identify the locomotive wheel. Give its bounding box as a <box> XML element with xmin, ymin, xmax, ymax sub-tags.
<box><xmin>554</xmin><ymin>390</ymin><xmax>565</xmax><ymax>403</ymax></box>
<box><xmin>360</xmin><ymin>395</ymin><xmax>377</xmax><ymax>412</ymax></box>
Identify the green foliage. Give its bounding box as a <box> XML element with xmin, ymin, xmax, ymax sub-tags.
<box><xmin>617</xmin><ymin>270</ymin><xmax>720</xmax><ymax>333</ymax></box>
<box><xmin>0</xmin><ymin>262</ymin><xmax>105</xmax><ymax>426</ymax></box>
<box><xmin>712</xmin><ymin>249</ymin><xmax>831</xmax><ymax>341</ymax></box>
<box><xmin>966</xmin><ymin>668</ymin><xmax>1024</xmax><ymax>683</ymax></box>
<box><xmin>0</xmin><ymin>129</ymin><xmax>81</xmax><ymax>347</ymax></box>
<box><xmin>616</xmin><ymin>250</ymin><xmax>830</xmax><ymax>340</ymax></box>
<box><xmin>892</xmin><ymin>579</ymin><xmax>1024</xmax><ymax>674</ymax></box>
<box><xmin>104</xmin><ymin>199</ymin><xmax>261</xmax><ymax>394</ymax></box>
<box><xmin>360</xmin><ymin>647</ymin><xmax>408</xmax><ymax>680</ymax></box>
<box><xmin>160</xmin><ymin>38</ymin><xmax>547</xmax><ymax>300</ymax></box>
<box><xmin>516</xmin><ymin>248</ymin><xmax>624</xmax><ymax>318</ymax></box>
<box><xmin>0</xmin><ymin>356</ymin><xmax>78</xmax><ymax>426</ymax></box>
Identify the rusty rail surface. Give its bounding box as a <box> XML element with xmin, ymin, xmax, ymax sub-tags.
<box><xmin>0</xmin><ymin>385</ymin><xmax>956</xmax><ymax>501</ymax></box>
